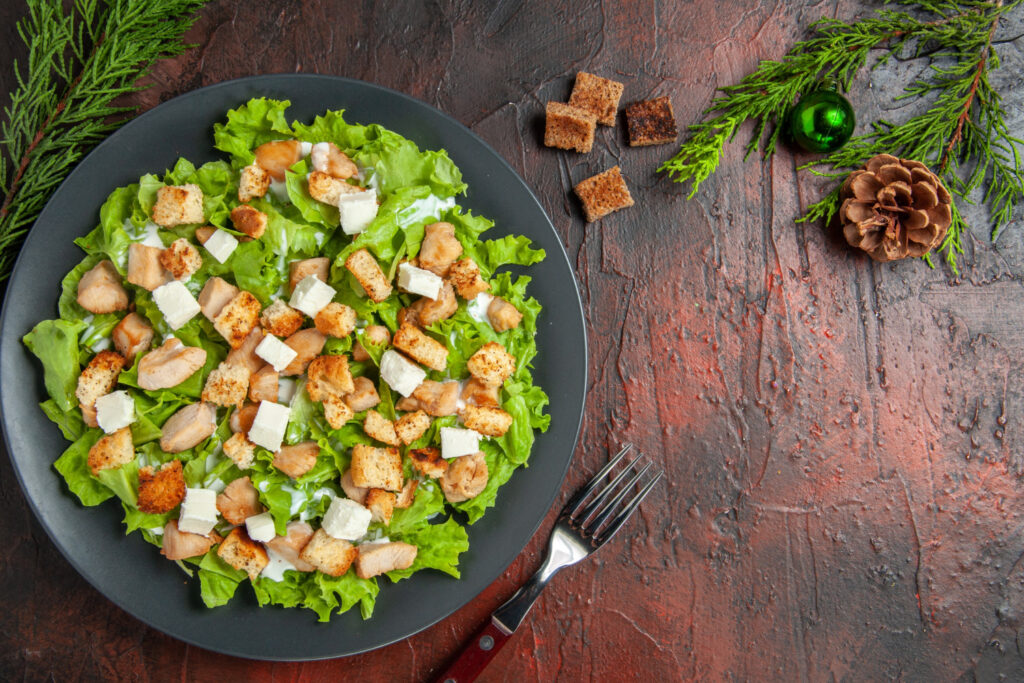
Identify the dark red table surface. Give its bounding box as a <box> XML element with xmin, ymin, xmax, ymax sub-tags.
<box><xmin>3</xmin><ymin>1</ymin><xmax>1024</xmax><ymax>680</ymax></box>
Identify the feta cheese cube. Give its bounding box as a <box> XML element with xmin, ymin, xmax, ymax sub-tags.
<box><xmin>322</xmin><ymin>497</ymin><xmax>372</xmax><ymax>540</ymax></box>
<box><xmin>338</xmin><ymin>189</ymin><xmax>378</xmax><ymax>235</ymax></box>
<box><xmin>289</xmin><ymin>274</ymin><xmax>336</xmax><ymax>318</ymax></box>
<box><xmin>202</xmin><ymin>228</ymin><xmax>239</xmax><ymax>263</ymax></box>
<box><xmin>397</xmin><ymin>262</ymin><xmax>443</xmax><ymax>300</ymax></box>
<box><xmin>379</xmin><ymin>350</ymin><xmax>426</xmax><ymax>397</ymax></box>
<box><xmin>441</xmin><ymin>426</ymin><xmax>482</xmax><ymax>459</ymax></box>
<box><xmin>95</xmin><ymin>390</ymin><xmax>135</xmax><ymax>433</ymax></box>
<box><xmin>255</xmin><ymin>334</ymin><xmax>298</xmax><ymax>372</ymax></box>
<box><xmin>178</xmin><ymin>488</ymin><xmax>218</xmax><ymax>535</ymax></box>
<box><xmin>248</xmin><ymin>400</ymin><xmax>291</xmax><ymax>452</ymax></box>
<box><xmin>245</xmin><ymin>511</ymin><xmax>277</xmax><ymax>543</ymax></box>
<box><xmin>152</xmin><ymin>281</ymin><xmax>201</xmax><ymax>330</ymax></box>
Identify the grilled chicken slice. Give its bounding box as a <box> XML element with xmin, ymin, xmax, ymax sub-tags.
<box><xmin>160</xmin><ymin>519</ymin><xmax>221</xmax><ymax>560</ymax></box>
<box><xmin>354</xmin><ymin>541</ymin><xmax>417</xmax><ymax>579</ymax></box>
<box><xmin>215</xmin><ymin>476</ymin><xmax>263</xmax><ymax>525</ymax></box>
<box><xmin>418</xmin><ymin>222</ymin><xmax>462</xmax><ymax>277</ymax></box>
<box><xmin>254</xmin><ymin>139</ymin><xmax>302</xmax><ymax>181</ymax></box>
<box><xmin>265</xmin><ymin>521</ymin><xmax>316</xmax><ymax>572</ymax></box>
<box><xmin>111</xmin><ymin>312</ymin><xmax>154</xmax><ymax>361</ymax></box>
<box><xmin>395</xmin><ymin>379</ymin><xmax>459</xmax><ymax>416</ymax></box>
<box><xmin>272</xmin><ymin>441</ymin><xmax>320</xmax><ymax>479</ymax></box>
<box><xmin>137</xmin><ymin>338</ymin><xmax>206</xmax><ymax>391</ymax></box>
<box><xmin>440</xmin><ymin>451</ymin><xmax>488</xmax><ymax>503</ymax></box>
<box><xmin>340</xmin><ymin>469</ymin><xmax>368</xmax><ymax>505</ymax></box>
<box><xmin>159</xmin><ymin>402</ymin><xmax>217</xmax><ymax>453</ymax></box>
<box><xmin>78</xmin><ymin>260</ymin><xmax>129</xmax><ymax>313</ymax></box>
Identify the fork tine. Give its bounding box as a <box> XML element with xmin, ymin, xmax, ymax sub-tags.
<box><xmin>562</xmin><ymin>443</ymin><xmax>633</xmax><ymax>518</ymax></box>
<box><xmin>573</xmin><ymin>454</ymin><xmax>643</xmax><ymax>524</ymax></box>
<box><xmin>582</xmin><ymin>460</ymin><xmax>654</xmax><ymax>534</ymax></box>
<box><xmin>594</xmin><ymin>469</ymin><xmax>663</xmax><ymax>546</ymax></box>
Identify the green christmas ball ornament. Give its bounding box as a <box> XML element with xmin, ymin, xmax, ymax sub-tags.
<box><xmin>787</xmin><ymin>88</ymin><xmax>856</xmax><ymax>154</ymax></box>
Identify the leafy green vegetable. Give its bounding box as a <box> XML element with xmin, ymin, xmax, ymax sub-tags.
<box><xmin>24</xmin><ymin>319</ymin><xmax>87</xmax><ymax>411</ymax></box>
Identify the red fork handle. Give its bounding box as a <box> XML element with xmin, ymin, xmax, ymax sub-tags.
<box><xmin>433</xmin><ymin>618</ymin><xmax>513</xmax><ymax>683</ymax></box>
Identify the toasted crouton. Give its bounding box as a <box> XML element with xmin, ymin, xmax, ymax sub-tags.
<box><xmin>201</xmin><ymin>361</ymin><xmax>250</xmax><ymax>407</ymax></box>
<box><xmin>288</xmin><ymin>257</ymin><xmax>330</xmax><ymax>294</ymax></box>
<box><xmin>126</xmin><ymin>244</ymin><xmax>169</xmax><ymax>292</ymax></box>
<box><xmin>466</xmin><ymin>342</ymin><xmax>516</xmax><ymax>386</ymax></box>
<box><xmin>352</xmin><ymin>325</ymin><xmax>390</xmax><ymax>362</ymax></box>
<box><xmin>363</xmin><ymin>410</ymin><xmax>400</xmax><ymax>446</ymax></box>
<box><xmin>213</xmin><ymin>291</ymin><xmax>262</xmax><ymax>349</ymax></box>
<box><xmin>573</xmin><ymin>166</ymin><xmax>634</xmax><ymax>223</ymax></box>
<box><xmin>365</xmin><ymin>489</ymin><xmax>396</xmax><ymax>525</ymax></box>
<box><xmin>230</xmin><ymin>204</ymin><xmax>267</xmax><ymax>240</ymax></box>
<box><xmin>408</xmin><ymin>446</ymin><xmax>448</xmax><ymax>479</ymax></box>
<box><xmin>259</xmin><ymin>299</ymin><xmax>304</xmax><ymax>338</ymax></box>
<box><xmin>198</xmin><ymin>276</ymin><xmax>240</xmax><ymax>321</ymax></box>
<box><xmin>344</xmin><ymin>249</ymin><xmax>392</xmax><ymax>302</ymax></box>
<box><xmin>216</xmin><ymin>475</ymin><xmax>263</xmax><ymax>524</ymax></box>
<box><xmin>323</xmin><ymin>395</ymin><xmax>354</xmax><ymax>430</ymax></box>
<box><xmin>568</xmin><ymin>71</ymin><xmax>624</xmax><ymax>126</ymax></box>
<box><xmin>314</xmin><ymin>302</ymin><xmax>357</xmax><ymax>338</ymax></box>
<box><xmin>462</xmin><ymin>404</ymin><xmax>514</xmax><ymax>437</ymax></box>
<box><xmin>222</xmin><ymin>432</ymin><xmax>256</xmax><ymax>469</ymax></box>
<box><xmin>238</xmin><ymin>163</ymin><xmax>271</xmax><ymax>202</ymax></box>
<box><xmin>392</xmin><ymin>323</ymin><xmax>448</xmax><ymax>371</ymax></box>
<box><xmin>152</xmin><ymin>184</ymin><xmax>204</xmax><ymax>227</ymax></box>
<box><xmin>544</xmin><ymin>101</ymin><xmax>596</xmax><ymax>153</ymax></box>
<box><xmin>76</xmin><ymin>259</ymin><xmax>129</xmax><ymax>315</ymax></box>
<box><xmin>447</xmin><ymin>258</ymin><xmax>489</xmax><ymax>300</ymax></box>
<box><xmin>395</xmin><ymin>479</ymin><xmax>418</xmax><ymax>508</ymax></box>
<box><xmin>343</xmin><ymin>376</ymin><xmax>380</xmax><ymax>412</ymax></box>
<box><xmin>625</xmin><ymin>96</ymin><xmax>678</xmax><ymax>147</ymax></box>
<box><xmin>350</xmin><ymin>444</ymin><xmax>402</xmax><ymax>491</ymax></box>
<box><xmin>306</xmin><ymin>355</ymin><xmax>354</xmax><ymax>401</ymax></box>
<box><xmin>137</xmin><ymin>460</ymin><xmax>186</xmax><ymax>514</ymax></box>
<box><xmin>273</xmin><ymin>441</ymin><xmax>320</xmax><ymax>479</ymax></box>
<box><xmin>299</xmin><ymin>528</ymin><xmax>357</xmax><ymax>577</ymax></box>
<box><xmin>159</xmin><ymin>238</ymin><xmax>202</xmax><ymax>281</ymax></box>
<box><xmin>354</xmin><ymin>541</ymin><xmax>417</xmax><ymax>579</ymax></box>
<box><xmin>217</xmin><ymin>527</ymin><xmax>269</xmax><ymax>581</ymax></box>
<box><xmin>395</xmin><ymin>410</ymin><xmax>430</xmax><ymax>445</ymax></box>
<box><xmin>76</xmin><ymin>350</ymin><xmax>126</xmax><ymax>414</ymax></box>
<box><xmin>249</xmin><ymin>364</ymin><xmax>278</xmax><ymax>403</ymax></box>
<box><xmin>281</xmin><ymin>328</ymin><xmax>326</xmax><ymax>376</ymax></box>
<box><xmin>308</xmin><ymin>170</ymin><xmax>362</xmax><ymax>205</ymax></box>
<box><xmin>87</xmin><ymin>426</ymin><xmax>134</xmax><ymax>475</ymax></box>
<box><xmin>418</xmin><ymin>222</ymin><xmax>463</xmax><ymax>277</ymax></box>
<box><xmin>487</xmin><ymin>297</ymin><xmax>523</xmax><ymax>332</ymax></box>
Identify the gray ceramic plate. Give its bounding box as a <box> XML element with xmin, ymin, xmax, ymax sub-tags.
<box><xmin>0</xmin><ymin>74</ymin><xmax>586</xmax><ymax>660</ymax></box>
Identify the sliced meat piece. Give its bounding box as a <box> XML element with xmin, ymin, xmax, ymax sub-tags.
<box><xmin>395</xmin><ymin>380</ymin><xmax>459</xmax><ymax>417</ymax></box>
<box><xmin>461</xmin><ymin>377</ymin><xmax>501</xmax><ymax>408</ymax></box>
<box><xmin>354</xmin><ymin>541</ymin><xmax>417</xmax><ymax>579</ymax></box>
<box><xmin>137</xmin><ymin>338</ymin><xmax>206</xmax><ymax>391</ymax></box>
<box><xmin>112</xmin><ymin>312</ymin><xmax>154</xmax><ymax>361</ymax></box>
<box><xmin>418</xmin><ymin>222</ymin><xmax>462</xmax><ymax>277</ymax></box>
<box><xmin>249</xmin><ymin>365</ymin><xmax>279</xmax><ymax>403</ymax></box>
<box><xmin>160</xmin><ymin>519</ymin><xmax>220</xmax><ymax>560</ymax></box>
<box><xmin>309</xmin><ymin>141</ymin><xmax>358</xmax><ymax>178</ymax></box>
<box><xmin>198</xmin><ymin>277</ymin><xmax>240</xmax><ymax>321</ymax></box>
<box><xmin>340</xmin><ymin>469</ymin><xmax>368</xmax><ymax>505</ymax></box>
<box><xmin>288</xmin><ymin>257</ymin><xmax>330</xmax><ymax>294</ymax></box>
<box><xmin>447</xmin><ymin>258</ymin><xmax>489</xmax><ymax>300</ymax></box>
<box><xmin>400</xmin><ymin>282</ymin><xmax>457</xmax><ymax>327</ymax></box>
<box><xmin>351</xmin><ymin>325</ymin><xmax>390</xmax><ymax>362</ymax></box>
<box><xmin>229</xmin><ymin>205</ymin><xmax>267</xmax><ymax>240</ymax></box>
<box><xmin>226</xmin><ymin>327</ymin><xmax>266</xmax><ymax>377</ymax></box>
<box><xmin>440</xmin><ymin>451</ymin><xmax>488</xmax><ymax>503</ymax></box>
<box><xmin>77</xmin><ymin>260</ymin><xmax>129</xmax><ymax>313</ymax></box>
<box><xmin>254</xmin><ymin>139</ymin><xmax>302</xmax><ymax>181</ymax></box>
<box><xmin>230</xmin><ymin>403</ymin><xmax>260</xmax><ymax>435</ymax></box>
<box><xmin>264</xmin><ymin>521</ymin><xmax>316</xmax><ymax>572</ymax></box>
<box><xmin>281</xmin><ymin>328</ymin><xmax>326</xmax><ymax>376</ymax></box>
<box><xmin>272</xmin><ymin>441</ymin><xmax>320</xmax><ymax>479</ymax></box>
<box><xmin>159</xmin><ymin>402</ymin><xmax>217</xmax><ymax>453</ymax></box>
<box><xmin>126</xmin><ymin>244</ymin><xmax>169</xmax><ymax>292</ymax></box>
<box><xmin>487</xmin><ymin>297</ymin><xmax>523</xmax><ymax>332</ymax></box>
<box><xmin>344</xmin><ymin>376</ymin><xmax>380</xmax><ymax>412</ymax></box>
<box><xmin>215</xmin><ymin>476</ymin><xmax>263</xmax><ymax>525</ymax></box>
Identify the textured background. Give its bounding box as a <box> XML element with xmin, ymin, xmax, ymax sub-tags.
<box><xmin>3</xmin><ymin>0</ymin><xmax>1024</xmax><ymax>680</ymax></box>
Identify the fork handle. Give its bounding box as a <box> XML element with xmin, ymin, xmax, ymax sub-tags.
<box><xmin>433</xmin><ymin>618</ymin><xmax>511</xmax><ymax>683</ymax></box>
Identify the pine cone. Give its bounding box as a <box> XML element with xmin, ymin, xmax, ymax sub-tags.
<box><xmin>839</xmin><ymin>154</ymin><xmax>952</xmax><ymax>262</ymax></box>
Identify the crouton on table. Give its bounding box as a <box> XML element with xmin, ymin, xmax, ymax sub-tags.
<box><xmin>569</xmin><ymin>71</ymin><xmax>624</xmax><ymax>126</ymax></box>
<box><xmin>544</xmin><ymin>101</ymin><xmax>597</xmax><ymax>153</ymax></box>
<box><xmin>573</xmin><ymin>165</ymin><xmax>634</xmax><ymax>223</ymax></box>
<box><xmin>625</xmin><ymin>96</ymin><xmax>678</xmax><ymax>147</ymax></box>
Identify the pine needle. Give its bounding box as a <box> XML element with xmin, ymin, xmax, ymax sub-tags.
<box><xmin>659</xmin><ymin>0</ymin><xmax>1024</xmax><ymax>273</ymax></box>
<box><xmin>0</xmin><ymin>0</ymin><xmax>208</xmax><ymax>282</ymax></box>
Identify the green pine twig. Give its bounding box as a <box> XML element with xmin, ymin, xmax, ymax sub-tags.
<box><xmin>659</xmin><ymin>1</ymin><xmax>1024</xmax><ymax>272</ymax></box>
<box><xmin>0</xmin><ymin>0</ymin><xmax>208</xmax><ymax>282</ymax></box>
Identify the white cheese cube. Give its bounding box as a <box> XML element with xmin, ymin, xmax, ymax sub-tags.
<box><xmin>379</xmin><ymin>350</ymin><xmax>426</xmax><ymax>397</ymax></box>
<box><xmin>202</xmin><ymin>228</ymin><xmax>238</xmax><ymax>263</ymax></box>
<box><xmin>178</xmin><ymin>488</ymin><xmax>218</xmax><ymax>535</ymax></box>
<box><xmin>398</xmin><ymin>262</ymin><xmax>443</xmax><ymax>300</ymax></box>
<box><xmin>95</xmin><ymin>390</ymin><xmax>135</xmax><ymax>434</ymax></box>
<box><xmin>255</xmin><ymin>334</ymin><xmax>298</xmax><ymax>372</ymax></box>
<box><xmin>152</xmin><ymin>281</ymin><xmax>201</xmax><ymax>330</ymax></box>
<box><xmin>289</xmin><ymin>274</ymin><xmax>336</xmax><ymax>318</ymax></box>
<box><xmin>338</xmin><ymin>189</ymin><xmax>378</xmax><ymax>235</ymax></box>
<box><xmin>441</xmin><ymin>427</ymin><xmax>482</xmax><ymax>459</ymax></box>
<box><xmin>245</xmin><ymin>511</ymin><xmax>277</xmax><ymax>543</ymax></box>
<box><xmin>322</xmin><ymin>497</ymin><xmax>372</xmax><ymax>541</ymax></box>
<box><xmin>248</xmin><ymin>400</ymin><xmax>291</xmax><ymax>452</ymax></box>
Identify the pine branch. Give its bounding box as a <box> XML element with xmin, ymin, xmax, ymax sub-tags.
<box><xmin>659</xmin><ymin>1</ymin><xmax>1024</xmax><ymax>272</ymax></box>
<box><xmin>0</xmin><ymin>0</ymin><xmax>208</xmax><ymax>282</ymax></box>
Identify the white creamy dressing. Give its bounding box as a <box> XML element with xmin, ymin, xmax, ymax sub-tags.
<box><xmin>123</xmin><ymin>218</ymin><xmax>165</xmax><ymax>248</ymax></box>
<box><xmin>260</xmin><ymin>545</ymin><xmax>297</xmax><ymax>582</ymax></box>
<box><xmin>91</xmin><ymin>337</ymin><xmax>112</xmax><ymax>352</ymax></box>
<box><xmin>269</xmin><ymin>179</ymin><xmax>289</xmax><ymax>202</ymax></box>
<box><xmin>208</xmin><ymin>478</ymin><xmax>226</xmax><ymax>493</ymax></box>
<box><xmin>358</xmin><ymin>535</ymin><xmax>390</xmax><ymax>547</ymax></box>
<box><xmin>301</xmin><ymin>487</ymin><xmax>336</xmax><ymax>521</ymax></box>
<box><xmin>281</xmin><ymin>483</ymin><xmax>307</xmax><ymax>516</ymax></box>
<box><xmin>466</xmin><ymin>292</ymin><xmax>494</xmax><ymax>323</ymax></box>
<box><xmin>257</xmin><ymin>479</ymin><xmax>270</xmax><ymax>493</ymax></box>
<box><xmin>356</xmin><ymin>165</ymin><xmax>380</xmax><ymax>191</ymax></box>
<box><xmin>397</xmin><ymin>195</ymin><xmax>456</xmax><ymax>228</ymax></box>
<box><xmin>148</xmin><ymin>526</ymin><xmax>164</xmax><ymax>536</ymax></box>
<box><xmin>299</xmin><ymin>141</ymin><xmax>313</xmax><ymax>157</ymax></box>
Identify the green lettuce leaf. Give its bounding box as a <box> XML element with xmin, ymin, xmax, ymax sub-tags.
<box><xmin>198</xmin><ymin>550</ymin><xmax>246</xmax><ymax>608</ymax></box>
<box><xmin>53</xmin><ymin>430</ymin><xmax>114</xmax><ymax>506</ymax></box>
<box><xmin>24</xmin><ymin>319</ymin><xmax>87</xmax><ymax>411</ymax></box>
<box><xmin>388</xmin><ymin>517</ymin><xmax>469</xmax><ymax>581</ymax></box>
<box><xmin>213</xmin><ymin>98</ymin><xmax>294</xmax><ymax>166</ymax></box>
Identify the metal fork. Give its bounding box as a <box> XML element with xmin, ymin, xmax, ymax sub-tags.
<box><xmin>435</xmin><ymin>444</ymin><xmax>662</xmax><ymax>683</ymax></box>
